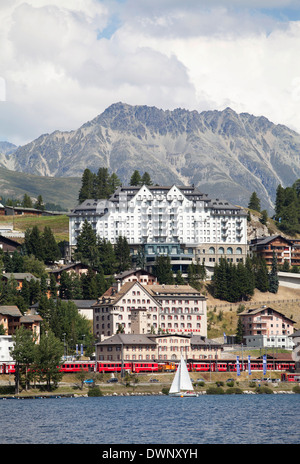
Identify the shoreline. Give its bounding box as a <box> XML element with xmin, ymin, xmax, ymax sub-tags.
<box><xmin>1</xmin><ymin>389</ymin><xmax>298</xmax><ymax>399</ymax></box>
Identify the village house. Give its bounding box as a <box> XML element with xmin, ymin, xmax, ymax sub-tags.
<box><xmin>239</xmin><ymin>305</ymin><xmax>296</xmax><ymax>349</ymax></box>
<box><xmin>93</xmin><ymin>281</ymin><xmax>207</xmax><ymax>340</ymax></box>
<box><xmin>0</xmin><ymin>305</ymin><xmax>42</xmax><ymax>341</ymax></box>
<box><xmin>0</xmin><ymin>234</ymin><xmax>22</xmax><ymax>252</ymax></box>
<box><xmin>114</xmin><ymin>268</ymin><xmax>157</xmax><ymax>286</ymax></box>
<box><xmin>49</xmin><ymin>262</ymin><xmax>91</xmax><ymax>283</ymax></box>
<box><xmin>2</xmin><ymin>272</ymin><xmax>40</xmax><ymax>291</ymax></box>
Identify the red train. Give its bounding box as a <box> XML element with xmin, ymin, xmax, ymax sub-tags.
<box><xmin>0</xmin><ymin>359</ymin><xmax>296</xmax><ymax>375</ymax></box>
<box><xmin>281</xmin><ymin>372</ymin><xmax>300</xmax><ymax>382</ymax></box>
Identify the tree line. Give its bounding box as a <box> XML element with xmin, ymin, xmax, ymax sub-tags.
<box><xmin>211</xmin><ymin>253</ymin><xmax>278</xmax><ymax>303</ymax></box>
<box><xmin>3</xmin><ymin>193</ymin><xmax>64</xmax><ymax>211</ymax></box>
<box><xmin>248</xmin><ymin>179</ymin><xmax>300</xmax><ymax>236</ymax></box>
<box><xmin>78</xmin><ymin>167</ymin><xmax>153</xmax><ymax>203</ymax></box>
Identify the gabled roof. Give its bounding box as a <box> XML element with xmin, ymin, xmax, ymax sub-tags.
<box><xmin>0</xmin><ymin>305</ymin><xmax>22</xmax><ymax>317</ymax></box>
<box><xmin>250</xmin><ymin>235</ymin><xmax>293</xmax><ymax>246</ymax></box>
<box><xmin>114</xmin><ymin>268</ymin><xmax>156</xmax><ymax>280</ymax></box>
<box><xmin>94</xmin><ymin>281</ymin><xmax>161</xmax><ymax>307</ymax></box>
<box><xmin>145</xmin><ymin>284</ymin><xmax>204</xmax><ymax>297</ymax></box>
<box><xmin>2</xmin><ymin>272</ymin><xmax>39</xmax><ymax>281</ymax></box>
<box><xmin>96</xmin><ymin>333</ymin><xmax>157</xmax><ymax>346</ymax></box>
<box><xmin>239</xmin><ymin>306</ymin><xmax>296</xmax><ymax>324</ymax></box>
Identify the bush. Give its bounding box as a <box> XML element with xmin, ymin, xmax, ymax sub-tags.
<box><xmin>0</xmin><ymin>385</ymin><xmax>15</xmax><ymax>395</ymax></box>
<box><xmin>88</xmin><ymin>386</ymin><xmax>103</xmax><ymax>397</ymax></box>
<box><xmin>161</xmin><ymin>387</ymin><xmax>169</xmax><ymax>395</ymax></box>
<box><xmin>216</xmin><ymin>381</ymin><xmax>224</xmax><ymax>387</ymax></box>
<box><xmin>292</xmin><ymin>385</ymin><xmax>300</xmax><ymax>394</ymax></box>
<box><xmin>226</xmin><ymin>387</ymin><xmax>243</xmax><ymax>394</ymax></box>
<box><xmin>255</xmin><ymin>386</ymin><xmax>273</xmax><ymax>394</ymax></box>
<box><xmin>206</xmin><ymin>386</ymin><xmax>225</xmax><ymax>395</ymax></box>
<box><xmin>195</xmin><ymin>381</ymin><xmax>205</xmax><ymax>387</ymax></box>
<box><xmin>226</xmin><ymin>381</ymin><xmax>234</xmax><ymax>387</ymax></box>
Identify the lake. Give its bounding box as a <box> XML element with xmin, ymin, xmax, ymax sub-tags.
<box><xmin>0</xmin><ymin>394</ymin><xmax>299</xmax><ymax>445</ymax></box>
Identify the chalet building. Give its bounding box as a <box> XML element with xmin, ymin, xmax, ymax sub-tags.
<box><xmin>0</xmin><ymin>305</ymin><xmax>42</xmax><ymax>341</ymax></box>
<box><xmin>0</xmin><ymin>235</ymin><xmax>21</xmax><ymax>253</ymax></box>
<box><xmin>114</xmin><ymin>268</ymin><xmax>157</xmax><ymax>286</ymax></box>
<box><xmin>4</xmin><ymin>206</ymin><xmax>43</xmax><ymax>216</ymax></box>
<box><xmin>95</xmin><ymin>333</ymin><xmax>222</xmax><ymax>362</ymax></box>
<box><xmin>239</xmin><ymin>305</ymin><xmax>296</xmax><ymax>349</ymax></box>
<box><xmin>250</xmin><ymin>235</ymin><xmax>298</xmax><ymax>267</ymax></box>
<box><xmin>93</xmin><ymin>281</ymin><xmax>207</xmax><ymax>340</ymax></box>
<box><xmin>49</xmin><ymin>262</ymin><xmax>91</xmax><ymax>283</ymax></box>
<box><xmin>2</xmin><ymin>272</ymin><xmax>40</xmax><ymax>291</ymax></box>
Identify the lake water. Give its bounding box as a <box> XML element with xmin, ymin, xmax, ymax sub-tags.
<box><xmin>0</xmin><ymin>394</ymin><xmax>299</xmax><ymax>445</ymax></box>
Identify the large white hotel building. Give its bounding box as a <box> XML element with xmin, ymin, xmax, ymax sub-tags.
<box><xmin>69</xmin><ymin>184</ymin><xmax>248</xmax><ymax>273</ymax></box>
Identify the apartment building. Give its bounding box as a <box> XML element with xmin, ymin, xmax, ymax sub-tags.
<box><xmin>69</xmin><ymin>184</ymin><xmax>248</xmax><ymax>273</ymax></box>
<box><xmin>239</xmin><ymin>305</ymin><xmax>296</xmax><ymax>349</ymax></box>
<box><xmin>249</xmin><ymin>235</ymin><xmax>293</xmax><ymax>267</ymax></box>
<box><xmin>93</xmin><ymin>280</ymin><xmax>207</xmax><ymax>340</ymax></box>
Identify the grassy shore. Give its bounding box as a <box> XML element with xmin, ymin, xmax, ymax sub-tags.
<box><xmin>1</xmin><ymin>371</ymin><xmax>299</xmax><ymax>398</ymax></box>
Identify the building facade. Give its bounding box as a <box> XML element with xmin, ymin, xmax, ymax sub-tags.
<box><xmin>239</xmin><ymin>306</ymin><xmax>296</xmax><ymax>349</ymax></box>
<box><xmin>93</xmin><ymin>281</ymin><xmax>207</xmax><ymax>340</ymax></box>
<box><xmin>95</xmin><ymin>333</ymin><xmax>222</xmax><ymax>362</ymax></box>
<box><xmin>69</xmin><ymin>185</ymin><xmax>248</xmax><ymax>273</ymax></box>
<box><xmin>250</xmin><ymin>234</ymin><xmax>300</xmax><ymax>268</ymax></box>
<box><xmin>0</xmin><ymin>305</ymin><xmax>42</xmax><ymax>341</ymax></box>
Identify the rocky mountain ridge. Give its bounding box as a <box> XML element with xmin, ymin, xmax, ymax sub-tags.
<box><xmin>1</xmin><ymin>102</ymin><xmax>300</xmax><ymax>212</ymax></box>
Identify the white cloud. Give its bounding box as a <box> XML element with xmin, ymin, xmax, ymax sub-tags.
<box><xmin>0</xmin><ymin>0</ymin><xmax>300</xmax><ymax>146</ymax></box>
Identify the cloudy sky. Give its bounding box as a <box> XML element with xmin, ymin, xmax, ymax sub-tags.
<box><xmin>1</xmin><ymin>0</ymin><xmax>300</xmax><ymax>146</ymax></box>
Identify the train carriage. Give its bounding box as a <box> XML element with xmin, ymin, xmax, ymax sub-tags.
<box><xmin>132</xmin><ymin>362</ymin><xmax>159</xmax><ymax>373</ymax></box>
<box><xmin>96</xmin><ymin>361</ymin><xmax>132</xmax><ymax>373</ymax></box>
<box><xmin>59</xmin><ymin>361</ymin><xmax>96</xmax><ymax>373</ymax></box>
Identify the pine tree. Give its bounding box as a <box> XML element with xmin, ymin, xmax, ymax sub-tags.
<box><xmin>22</xmin><ymin>194</ymin><xmax>33</xmax><ymax>208</ymax></box>
<box><xmin>74</xmin><ymin>219</ymin><xmax>98</xmax><ymax>265</ymax></box>
<box><xmin>78</xmin><ymin>168</ymin><xmax>96</xmax><ymax>203</ymax></box>
<box><xmin>95</xmin><ymin>167</ymin><xmax>110</xmax><ymax>199</ymax></box>
<box><xmin>141</xmin><ymin>172</ymin><xmax>152</xmax><ymax>185</ymax></box>
<box><xmin>248</xmin><ymin>191</ymin><xmax>261</xmax><ymax>212</ymax></box>
<box><xmin>108</xmin><ymin>172</ymin><xmax>121</xmax><ymax>194</ymax></box>
<box><xmin>115</xmin><ymin>236</ymin><xmax>131</xmax><ymax>272</ymax></box>
<box><xmin>175</xmin><ymin>270</ymin><xmax>185</xmax><ymax>285</ymax></box>
<box><xmin>24</xmin><ymin>226</ymin><xmax>45</xmax><ymax>261</ymax></box>
<box><xmin>154</xmin><ymin>255</ymin><xmax>174</xmax><ymax>285</ymax></box>
<box><xmin>236</xmin><ymin>317</ymin><xmax>244</xmax><ymax>344</ymax></box>
<box><xmin>130</xmin><ymin>170</ymin><xmax>142</xmax><ymax>186</ymax></box>
<box><xmin>255</xmin><ymin>257</ymin><xmax>269</xmax><ymax>292</ymax></box>
<box><xmin>42</xmin><ymin>226</ymin><xmax>60</xmax><ymax>264</ymax></box>
<box><xmin>275</xmin><ymin>184</ymin><xmax>285</xmax><ymax>221</ymax></box>
<box><xmin>97</xmin><ymin>237</ymin><xmax>116</xmax><ymax>275</ymax></box>
<box><xmin>34</xmin><ymin>195</ymin><xmax>45</xmax><ymax>211</ymax></box>
<box><xmin>269</xmin><ymin>251</ymin><xmax>279</xmax><ymax>294</ymax></box>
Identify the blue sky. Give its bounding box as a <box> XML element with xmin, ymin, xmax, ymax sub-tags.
<box><xmin>0</xmin><ymin>0</ymin><xmax>300</xmax><ymax>145</ymax></box>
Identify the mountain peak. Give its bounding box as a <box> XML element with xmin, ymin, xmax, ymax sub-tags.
<box><xmin>2</xmin><ymin>103</ymin><xmax>300</xmax><ymax>213</ymax></box>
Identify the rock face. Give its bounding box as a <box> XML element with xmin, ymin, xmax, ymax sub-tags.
<box><xmin>2</xmin><ymin>102</ymin><xmax>300</xmax><ymax>212</ymax></box>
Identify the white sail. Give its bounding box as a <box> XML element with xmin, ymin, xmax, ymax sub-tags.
<box><xmin>169</xmin><ymin>355</ymin><xmax>194</xmax><ymax>394</ymax></box>
<box><xmin>169</xmin><ymin>362</ymin><xmax>181</xmax><ymax>394</ymax></box>
<box><xmin>179</xmin><ymin>355</ymin><xmax>194</xmax><ymax>391</ymax></box>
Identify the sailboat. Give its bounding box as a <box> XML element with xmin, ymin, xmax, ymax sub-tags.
<box><xmin>169</xmin><ymin>354</ymin><xmax>198</xmax><ymax>397</ymax></box>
